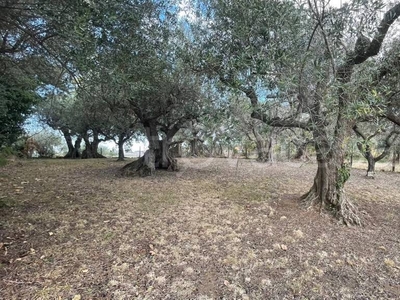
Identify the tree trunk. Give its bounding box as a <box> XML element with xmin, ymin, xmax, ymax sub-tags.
<box><xmin>301</xmin><ymin>150</ymin><xmax>360</xmax><ymax>225</ymax></box>
<box><xmin>169</xmin><ymin>143</ymin><xmax>182</xmax><ymax>157</ymax></box>
<box><xmin>366</xmin><ymin>153</ymin><xmax>376</xmax><ymax>177</ymax></box>
<box><xmin>72</xmin><ymin>136</ymin><xmax>82</xmax><ymax>158</ymax></box>
<box><xmin>255</xmin><ymin>140</ymin><xmax>269</xmax><ymax>161</ymax></box>
<box><xmin>253</xmin><ymin>127</ymin><xmax>270</xmax><ymax>162</ymax></box>
<box><xmin>303</xmin><ymin>4</ymin><xmax>400</xmax><ymax>225</ymax></box>
<box><xmin>301</xmin><ymin>84</ymin><xmax>360</xmax><ymax>226</ymax></box>
<box><xmin>209</xmin><ymin>143</ymin><xmax>215</xmax><ymax>157</ymax></box>
<box><xmin>62</xmin><ymin>129</ymin><xmax>81</xmax><ymax>159</ymax></box>
<box><xmin>117</xmin><ymin>139</ymin><xmax>125</xmax><ymax>161</ymax></box>
<box><xmin>62</xmin><ymin>129</ymin><xmax>74</xmax><ymax>158</ymax></box>
<box><xmin>121</xmin><ymin>122</ymin><xmax>178</xmax><ymax>176</ymax></box>
<box><xmin>293</xmin><ymin>144</ymin><xmax>310</xmax><ymax>161</ymax></box>
<box><xmin>81</xmin><ymin>132</ymin><xmax>106</xmax><ymax>159</ymax></box>
<box><xmin>190</xmin><ymin>139</ymin><xmax>198</xmax><ymax>156</ymax></box>
<box><xmin>269</xmin><ymin>136</ymin><xmax>274</xmax><ymax>163</ymax></box>
<box><xmin>292</xmin><ymin>138</ymin><xmax>312</xmax><ymax>161</ymax></box>
<box><xmin>293</xmin><ymin>146</ymin><xmax>304</xmax><ymax>159</ymax></box>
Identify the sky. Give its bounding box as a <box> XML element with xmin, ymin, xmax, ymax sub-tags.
<box><xmin>25</xmin><ymin>0</ymin><xmax>393</xmax><ymax>155</ymax></box>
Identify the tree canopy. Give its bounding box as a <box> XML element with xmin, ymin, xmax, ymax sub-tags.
<box><xmin>2</xmin><ymin>0</ymin><xmax>400</xmax><ymax>224</ymax></box>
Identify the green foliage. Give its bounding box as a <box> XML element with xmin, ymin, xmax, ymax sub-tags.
<box><xmin>0</xmin><ymin>155</ymin><xmax>7</xmax><ymax>167</ymax></box>
<box><xmin>0</xmin><ymin>146</ymin><xmax>17</xmax><ymax>166</ymax></box>
<box><xmin>337</xmin><ymin>164</ymin><xmax>351</xmax><ymax>189</ymax></box>
<box><xmin>34</xmin><ymin>130</ymin><xmax>62</xmax><ymax>158</ymax></box>
<box><xmin>0</xmin><ymin>76</ymin><xmax>39</xmax><ymax>147</ymax></box>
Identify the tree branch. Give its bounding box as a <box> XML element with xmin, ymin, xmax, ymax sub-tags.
<box><xmin>375</xmin><ymin>129</ymin><xmax>400</xmax><ymax>162</ymax></box>
<box><xmin>341</xmin><ymin>3</ymin><xmax>400</xmax><ymax>71</ymax></box>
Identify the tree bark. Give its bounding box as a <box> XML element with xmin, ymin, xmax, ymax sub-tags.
<box><xmin>367</xmin><ymin>155</ymin><xmax>375</xmax><ymax>174</ymax></box>
<box><xmin>361</xmin><ymin>144</ymin><xmax>376</xmax><ymax>176</ymax></box>
<box><xmin>72</xmin><ymin>136</ymin><xmax>82</xmax><ymax>158</ymax></box>
<box><xmin>170</xmin><ymin>142</ymin><xmax>182</xmax><ymax>158</ymax></box>
<box><xmin>292</xmin><ymin>141</ymin><xmax>311</xmax><ymax>161</ymax></box>
<box><xmin>354</xmin><ymin>125</ymin><xmax>399</xmax><ymax>176</ymax></box>
<box><xmin>81</xmin><ymin>131</ymin><xmax>106</xmax><ymax>159</ymax></box>
<box><xmin>392</xmin><ymin>147</ymin><xmax>399</xmax><ymax>172</ymax></box>
<box><xmin>302</xmin><ymin>4</ymin><xmax>400</xmax><ymax>225</ymax></box>
<box><xmin>252</xmin><ymin>127</ymin><xmax>270</xmax><ymax>162</ymax></box>
<box><xmin>190</xmin><ymin>139</ymin><xmax>198</xmax><ymax>156</ymax></box>
<box><xmin>301</xmin><ymin>142</ymin><xmax>360</xmax><ymax>225</ymax></box>
<box><xmin>62</xmin><ymin>129</ymin><xmax>81</xmax><ymax>159</ymax></box>
<box><xmin>255</xmin><ymin>139</ymin><xmax>270</xmax><ymax>162</ymax></box>
<box><xmin>121</xmin><ymin>121</ymin><xmax>178</xmax><ymax>176</ymax></box>
<box><xmin>301</xmin><ymin>82</ymin><xmax>361</xmax><ymax>225</ymax></box>
<box><xmin>62</xmin><ymin>129</ymin><xmax>74</xmax><ymax>158</ymax></box>
<box><xmin>117</xmin><ymin>139</ymin><xmax>125</xmax><ymax>161</ymax></box>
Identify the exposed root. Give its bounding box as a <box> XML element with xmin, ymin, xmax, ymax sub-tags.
<box><xmin>300</xmin><ymin>188</ymin><xmax>319</xmax><ymax>209</ymax></box>
<box><xmin>121</xmin><ymin>155</ymin><xmax>154</xmax><ymax>177</ymax></box>
<box><xmin>81</xmin><ymin>151</ymin><xmax>107</xmax><ymax>159</ymax></box>
<box><xmin>167</xmin><ymin>158</ymin><xmax>179</xmax><ymax>171</ymax></box>
<box><xmin>336</xmin><ymin>191</ymin><xmax>362</xmax><ymax>226</ymax></box>
<box><xmin>300</xmin><ymin>188</ymin><xmax>362</xmax><ymax>226</ymax></box>
<box><xmin>121</xmin><ymin>150</ymin><xmax>179</xmax><ymax>177</ymax></box>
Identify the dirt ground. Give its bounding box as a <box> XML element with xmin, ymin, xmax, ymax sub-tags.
<box><xmin>0</xmin><ymin>158</ymin><xmax>399</xmax><ymax>299</ymax></box>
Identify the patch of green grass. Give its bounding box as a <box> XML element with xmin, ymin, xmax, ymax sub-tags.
<box><xmin>0</xmin><ymin>155</ymin><xmax>7</xmax><ymax>166</ymax></box>
<box><xmin>0</xmin><ymin>197</ymin><xmax>16</xmax><ymax>209</ymax></box>
<box><xmin>103</xmin><ymin>231</ymin><xmax>115</xmax><ymax>241</ymax></box>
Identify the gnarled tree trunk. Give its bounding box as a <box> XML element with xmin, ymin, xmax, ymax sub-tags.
<box><xmin>81</xmin><ymin>131</ymin><xmax>106</xmax><ymax>159</ymax></box>
<box><xmin>301</xmin><ymin>128</ymin><xmax>360</xmax><ymax>225</ymax></box>
<box><xmin>302</xmin><ymin>4</ymin><xmax>400</xmax><ymax>225</ymax></box>
<box><xmin>354</xmin><ymin>125</ymin><xmax>399</xmax><ymax>177</ymax></box>
<box><xmin>62</xmin><ymin>129</ymin><xmax>74</xmax><ymax>158</ymax></box>
<box><xmin>253</xmin><ymin>127</ymin><xmax>271</xmax><ymax>162</ymax></box>
<box><xmin>62</xmin><ymin>129</ymin><xmax>81</xmax><ymax>159</ymax></box>
<box><xmin>122</xmin><ymin>121</ymin><xmax>178</xmax><ymax>176</ymax></box>
<box><xmin>301</xmin><ymin>79</ymin><xmax>361</xmax><ymax>226</ymax></box>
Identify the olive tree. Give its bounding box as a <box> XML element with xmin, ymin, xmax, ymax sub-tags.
<box><xmin>191</xmin><ymin>0</ymin><xmax>400</xmax><ymax>224</ymax></box>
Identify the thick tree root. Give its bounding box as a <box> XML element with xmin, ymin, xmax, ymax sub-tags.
<box><xmin>336</xmin><ymin>191</ymin><xmax>361</xmax><ymax>226</ymax></box>
<box><xmin>301</xmin><ymin>189</ymin><xmax>362</xmax><ymax>226</ymax></box>
<box><xmin>300</xmin><ymin>187</ymin><xmax>319</xmax><ymax>208</ymax></box>
<box><xmin>81</xmin><ymin>151</ymin><xmax>107</xmax><ymax>159</ymax></box>
<box><xmin>121</xmin><ymin>150</ymin><xmax>178</xmax><ymax>177</ymax></box>
<box><xmin>167</xmin><ymin>158</ymin><xmax>179</xmax><ymax>171</ymax></box>
<box><xmin>121</xmin><ymin>156</ymin><xmax>154</xmax><ymax>177</ymax></box>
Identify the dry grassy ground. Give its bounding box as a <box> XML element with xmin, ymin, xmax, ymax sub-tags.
<box><xmin>0</xmin><ymin>158</ymin><xmax>399</xmax><ymax>299</ymax></box>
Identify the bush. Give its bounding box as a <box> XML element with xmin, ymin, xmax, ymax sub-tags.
<box><xmin>31</xmin><ymin>131</ymin><xmax>62</xmax><ymax>158</ymax></box>
<box><xmin>0</xmin><ymin>155</ymin><xmax>6</xmax><ymax>166</ymax></box>
<box><xmin>0</xmin><ymin>146</ymin><xmax>16</xmax><ymax>166</ymax></box>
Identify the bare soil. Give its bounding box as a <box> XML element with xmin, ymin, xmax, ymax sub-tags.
<box><xmin>0</xmin><ymin>158</ymin><xmax>399</xmax><ymax>299</ymax></box>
